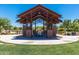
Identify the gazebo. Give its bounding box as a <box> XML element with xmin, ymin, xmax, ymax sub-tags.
<box><xmin>17</xmin><ymin>4</ymin><xmax>62</xmax><ymax>38</ymax></box>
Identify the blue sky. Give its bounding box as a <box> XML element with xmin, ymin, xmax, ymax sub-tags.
<box><xmin>0</xmin><ymin>4</ymin><xmax>79</xmax><ymax>27</ymax></box>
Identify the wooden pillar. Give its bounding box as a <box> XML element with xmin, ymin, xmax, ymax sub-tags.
<box><xmin>43</xmin><ymin>19</ymin><xmax>45</xmax><ymax>37</ymax></box>
<box><xmin>31</xmin><ymin>11</ymin><xmax>32</xmax><ymax>37</ymax></box>
<box><xmin>35</xmin><ymin>20</ymin><xmax>36</xmax><ymax>32</ymax></box>
<box><xmin>23</xmin><ymin>24</ymin><xmax>26</xmax><ymax>36</ymax></box>
<box><xmin>50</xmin><ymin>23</ymin><xmax>52</xmax><ymax>29</ymax></box>
<box><xmin>30</xmin><ymin>22</ymin><xmax>32</xmax><ymax>37</ymax></box>
<box><xmin>47</xmin><ymin>22</ymin><xmax>56</xmax><ymax>38</ymax></box>
<box><xmin>46</xmin><ymin>22</ymin><xmax>48</xmax><ymax>37</ymax></box>
<box><xmin>43</xmin><ymin>20</ymin><xmax>44</xmax><ymax>30</ymax></box>
<box><xmin>25</xmin><ymin>23</ymin><xmax>32</xmax><ymax>37</ymax></box>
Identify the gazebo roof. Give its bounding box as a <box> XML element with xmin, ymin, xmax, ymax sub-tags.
<box><xmin>18</xmin><ymin>4</ymin><xmax>61</xmax><ymax>17</ymax></box>
<box><xmin>17</xmin><ymin>4</ymin><xmax>62</xmax><ymax>24</ymax></box>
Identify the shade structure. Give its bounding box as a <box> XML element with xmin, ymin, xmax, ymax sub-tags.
<box><xmin>17</xmin><ymin>4</ymin><xmax>62</xmax><ymax>38</ymax></box>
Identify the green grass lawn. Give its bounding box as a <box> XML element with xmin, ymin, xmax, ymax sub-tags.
<box><xmin>0</xmin><ymin>41</ymin><xmax>79</xmax><ymax>55</ymax></box>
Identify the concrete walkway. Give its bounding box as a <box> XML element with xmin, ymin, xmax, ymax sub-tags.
<box><xmin>0</xmin><ymin>34</ymin><xmax>79</xmax><ymax>45</ymax></box>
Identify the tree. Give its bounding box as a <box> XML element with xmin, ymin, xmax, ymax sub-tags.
<box><xmin>0</xmin><ymin>17</ymin><xmax>11</xmax><ymax>33</ymax></box>
<box><xmin>72</xmin><ymin>19</ymin><xmax>79</xmax><ymax>32</ymax></box>
<box><xmin>13</xmin><ymin>26</ymin><xmax>22</xmax><ymax>34</ymax></box>
<box><xmin>58</xmin><ymin>19</ymin><xmax>79</xmax><ymax>35</ymax></box>
<box><xmin>58</xmin><ymin>19</ymin><xmax>72</xmax><ymax>34</ymax></box>
<box><xmin>63</xmin><ymin>20</ymin><xmax>71</xmax><ymax>31</ymax></box>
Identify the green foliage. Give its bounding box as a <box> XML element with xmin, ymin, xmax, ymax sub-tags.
<box><xmin>59</xmin><ymin>19</ymin><xmax>79</xmax><ymax>32</ymax></box>
<box><xmin>0</xmin><ymin>17</ymin><xmax>12</xmax><ymax>33</ymax></box>
<box><xmin>13</xmin><ymin>26</ymin><xmax>22</xmax><ymax>31</ymax></box>
<box><xmin>0</xmin><ymin>17</ymin><xmax>22</xmax><ymax>34</ymax></box>
<box><xmin>36</xmin><ymin>26</ymin><xmax>43</xmax><ymax>29</ymax></box>
<box><xmin>57</xmin><ymin>28</ymin><xmax>65</xmax><ymax>35</ymax></box>
<box><xmin>58</xmin><ymin>28</ymin><xmax>64</xmax><ymax>31</ymax></box>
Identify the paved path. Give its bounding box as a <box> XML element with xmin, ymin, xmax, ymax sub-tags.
<box><xmin>0</xmin><ymin>34</ymin><xmax>79</xmax><ymax>45</ymax></box>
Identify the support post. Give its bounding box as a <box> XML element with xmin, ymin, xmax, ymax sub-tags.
<box><xmin>35</xmin><ymin>20</ymin><xmax>36</xmax><ymax>32</ymax></box>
